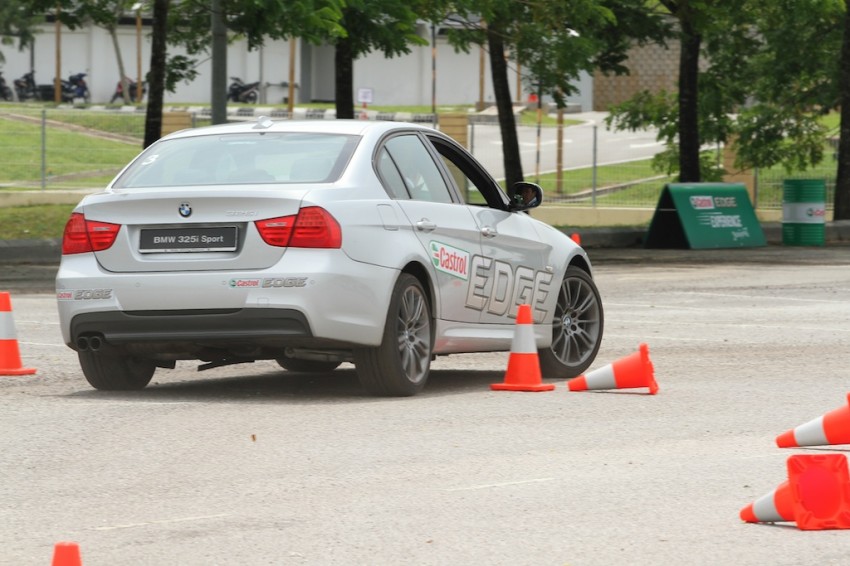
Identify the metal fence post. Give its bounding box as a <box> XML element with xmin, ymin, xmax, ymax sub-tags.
<box><xmin>591</xmin><ymin>124</ymin><xmax>598</xmax><ymax>207</ymax></box>
<box><xmin>41</xmin><ymin>109</ymin><xmax>47</xmax><ymax>191</ymax></box>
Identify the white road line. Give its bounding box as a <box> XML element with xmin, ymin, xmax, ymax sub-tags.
<box><xmin>445</xmin><ymin>478</ymin><xmax>555</xmax><ymax>492</ymax></box>
<box><xmin>20</xmin><ymin>341</ymin><xmax>66</xmax><ymax>347</ymax></box>
<box><xmin>93</xmin><ymin>513</ymin><xmax>230</xmax><ymax>531</ymax></box>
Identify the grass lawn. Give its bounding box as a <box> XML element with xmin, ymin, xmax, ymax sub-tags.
<box><xmin>0</xmin><ymin>204</ymin><xmax>75</xmax><ymax>240</ymax></box>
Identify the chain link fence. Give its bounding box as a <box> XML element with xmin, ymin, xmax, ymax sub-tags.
<box><xmin>0</xmin><ymin>106</ymin><xmax>837</xmax><ymax>212</ymax></box>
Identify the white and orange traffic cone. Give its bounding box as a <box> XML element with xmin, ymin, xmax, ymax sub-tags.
<box><xmin>0</xmin><ymin>291</ymin><xmax>36</xmax><ymax>376</ymax></box>
<box><xmin>740</xmin><ymin>454</ymin><xmax>850</xmax><ymax>530</ymax></box>
<box><xmin>491</xmin><ymin>304</ymin><xmax>554</xmax><ymax>392</ymax></box>
<box><xmin>739</xmin><ymin>479</ymin><xmax>796</xmax><ymax>525</ymax></box>
<box><xmin>566</xmin><ymin>343</ymin><xmax>657</xmax><ymax>394</ymax></box>
<box><xmin>776</xmin><ymin>393</ymin><xmax>850</xmax><ymax>448</ymax></box>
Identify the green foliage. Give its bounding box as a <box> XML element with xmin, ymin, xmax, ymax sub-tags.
<box><xmin>0</xmin><ymin>0</ymin><xmax>40</xmax><ymax>61</ymax></box>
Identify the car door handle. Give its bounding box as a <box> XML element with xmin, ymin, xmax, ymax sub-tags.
<box><xmin>480</xmin><ymin>226</ymin><xmax>497</xmax><ymax>238</ymax></box>
<box><xmin>415</xmin><ymin>219</ymin><xmax>437</xmax><ymax>232</ymax></box>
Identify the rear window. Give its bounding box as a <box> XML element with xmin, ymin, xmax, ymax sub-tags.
<box><xmin>112</xmin><ymin>132</ymin><xmax>360</xmax><ymax>188</ymax></box>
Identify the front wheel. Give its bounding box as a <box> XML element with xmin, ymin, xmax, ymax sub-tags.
<box><xmin>78</xmin><ymin>351</ymin><xmax>156</xmax><ymax>390</ymax></box>
<box><xmin>354</xmin><ymin>274</ymin><xmax>432</xmax><ymax>396</ymax></box>
<box><xmin>538</xmin><ymin>265</ymin><xmax>604</xmax><ymax>379</ymax></box>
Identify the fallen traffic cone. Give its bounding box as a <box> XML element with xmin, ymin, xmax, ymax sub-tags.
<box><xmin>776</xmin><ymin>393</ymin><xmax>850</xmax><ymax>448</ymax></box>
<box><xmin>0</xmin><ymin>291</ymin><xmax>36</xmax><ymax>376</ymax></box>
<box><xmin>566</xmin><ymin>343</ymin><xmax>657</xmax><ymax>394</ymax></box>
<box><xmin>739</xmin><ymin>479</ymin><xmax>795</xmax><ymax>524</ymax></box>
<box><xmin>491</xmin><ymin>304</ymin><xmax>554</xmax><ymax>392</ymax></box>
<box><xmin>740</xmin><ymin>454</ymin><xmax>850</xmax><ymax>530</ymax></box>
<box><xmin>51</xmin><ymin>541</ymin><xmax>82</xmax><ymax>566</ymax></box>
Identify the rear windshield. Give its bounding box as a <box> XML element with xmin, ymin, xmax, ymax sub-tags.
<box><xmin>112</xmin><ymin>132</ymin><xmax>360</xmax><ymax>188</ymax></box>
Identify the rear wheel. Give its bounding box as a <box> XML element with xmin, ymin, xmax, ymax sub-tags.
<box><xmin>354</xmin><ymin>273</ymin><xmax>432</xmax><ymax>396</ymax></box>
<box><xmin>78</xmin><ymin>351</ymin><xmax>156</xmax><ymax>390</ymax></box>
<box><xmin>538</xmin><ymin>265</ymin><xmax>604</xmax><ymax>379</ymax></box>
<box><xmin>276</xmin><ymin>356</ymin><xmax>341</xmax><ymax>373</ymax></box>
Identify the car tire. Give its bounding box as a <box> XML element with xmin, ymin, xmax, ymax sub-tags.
<box><xmin>275</xmin><ymin>356</ymin><xmax>341</xmax><ymax>373</ymax></box>
<box><xmin>78</xmin><ymin>351</ymin><xmax>156</xmax><ymax>390</ymax></box>
<box><xmin>354</xmin><ymin>273</ymin><xmax>432</xmax><ymax>397</ymax></box>
<box><xmin>538</xmin><ymin>265</ymin><xmax>604</xmax><ymax>379</ymax></box>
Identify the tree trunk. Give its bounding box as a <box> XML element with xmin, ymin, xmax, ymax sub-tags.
<box><xmin>210</xmin><ymin>0</ymin><xmax>228</xmax><ymax>125</ymax></box>
<box><xmin>143</xmin><ymin>0</ymin><xmax>168</xmax><ymax>148</ymax></box>
<box><xmin>334</xmin><ymin>34</ymin><xmax>354</xmax><ymax>119</ymax></box>
<box><xmin>107</xmin><ymin>26</ymin><xmax>131</xmax><ymax>104</ymax></box>
<box><xmin>835</xmin><ymin>0</ymin><xmax>850</xmax><ymax>220</ymax></box>
<box><xmin>487</xmin><ymin>24</ymin><xmax>523</xmax><ymax>187</ymax></box>
<box><xmin>677</xmin><ymin>18</ymin><xmax>701</xmax><ymax>182</ymax></box>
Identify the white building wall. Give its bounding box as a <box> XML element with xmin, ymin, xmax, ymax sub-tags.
<box><xmin>1</xmin><ymin>22</ymin><xmax>590</xmax><ymax>110</ymax></box>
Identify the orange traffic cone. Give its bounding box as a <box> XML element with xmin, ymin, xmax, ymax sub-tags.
<box><xmin>740</xmin><ymin>454</ymin><xmax>850</xmax><ymax>530</ymax></box>
<box><xmin>0</xmin><ymin>291</ymin><xmax>36</xmax><ymax>376</ymax></box>
<box><xmin>491</xmin><ymin>304</ymin><xmax>554</xmax><ymax>392</ymax></box>
<box><xmin>566</xmin><ymin>343</ymin><xmax>657</xmax><ymax>394</ymax></box>
<box><xmin>51</xmin><ymin>541</ymin><xmax>82</xmax><ymax>566</ymax></box>
<box><xmin>570</xmin><ymin>233</ymin><xmax>581</xmax><ymax>245</ymax></box>
<box><xmin>776</xmin><ymin>393</ymin><xmax>850</xmax><ymax>448</ymax></box>
<box><xmin>739</xmin><ymin>479</ymin><xmax>795</xmax><ymax>524</ymax></box>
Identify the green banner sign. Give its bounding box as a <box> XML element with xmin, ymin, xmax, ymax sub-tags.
<box><xmin>645</xmin><ymin>183</ymin><xmax>766</xmax><ymax>249</ymax></box>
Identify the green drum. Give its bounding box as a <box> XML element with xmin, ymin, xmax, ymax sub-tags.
<box><xmin>782</xmin><ymin>179</ymin><xmax>826</xmax><ymax>246</ymax></box>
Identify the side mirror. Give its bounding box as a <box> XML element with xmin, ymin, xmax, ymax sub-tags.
<box><xmin>509</xmin><ymin>182</ymin><xmax>543</xmax><ymax>211</ymax></box>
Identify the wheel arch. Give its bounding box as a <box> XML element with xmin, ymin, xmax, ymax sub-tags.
<box><xmin>401</xmin><ymin>260</ymin><xmax>437</xmax><ymax>318</ymax></box>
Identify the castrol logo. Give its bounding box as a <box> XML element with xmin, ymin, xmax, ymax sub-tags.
<box><xmin>430</xmin><ymin>241</ymin><xmax>469</xmax><ymax>280</ymax></box>
<box><xmin>690</xmin><ymin>196</ymin><xmax>715</xmax><ymax>209</ymax></box>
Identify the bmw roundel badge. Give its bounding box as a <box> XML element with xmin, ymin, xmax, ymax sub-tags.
<box><xmin>178</xmin><ymin>203</ymin><xmax>192</xmax><ymax>218</ymax></box>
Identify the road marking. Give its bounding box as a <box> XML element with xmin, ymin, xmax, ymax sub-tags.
<box><xmin>629</xmin><ymin>142</ymin><xmax>663</xmax><ymax>149</ymax></box>
<box><xmin>93</xmin><ymin>513</ymin><xmax>230</xmax><ymax>531</ymax></box>
<box><xmin>20</xmin><ymin>341</ymin><xmax>66</xmax><ymax>347</ymax></box>
<box><xmin>445</xmin><ymin>478</ymin><xmax>555</xmax><ymax>492</ymax></box>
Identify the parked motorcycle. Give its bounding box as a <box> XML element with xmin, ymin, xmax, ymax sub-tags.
<box><xmin>13</xmin><ymin>71</ymin><xmax>39</xmax><ymax>101</ymax></box>
<box><xmin>110</xmin><ymin>77</ymin><xmax>146</xmax><ymax>103</ymax></box>
<box><xmin>0</xmin><ymin>72</ymin><xmax>12</xmax><ymax>101</ymax></box>
<box><xmin>227</xmin><ymin>77</ymin><xmax>259</xmax><ymax>104</ymax></box>
<box><xmin>62</xmin><ymin>72</ymin><xmax>90</xmax><ymax>103</ymax></box>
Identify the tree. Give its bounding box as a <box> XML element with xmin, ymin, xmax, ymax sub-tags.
<box><xmin>446</xmin><ymin>0</ymin><xmax>670</xmax><ymax>187</ymax></box>
<box><xmin>168</xmin><ymin>0</ymin><xmax>343</xmax><ymax>124</ymax></box>
<box><xmin>0</xmin><ymin>0</ymin><xmax>40</xmax><ymax>63</ymax></box>
<box><xmin>321</xmin><ymin>1</ymin><xmax>426</xmax><ymax>119</ymax></box>
<box><xmin>142</xmin><ymin>0</ymin><xmax>166</xmax><ymax>146</ymax></box>
<box><xmin>31</xmin><ymin>0</ymin><xmax>141</xmax><ymax>103</ymax></box>
<box><xmin>832</xmin><ymin>0</ymin><xmax>849</xmax><ymax>220</ymax></box>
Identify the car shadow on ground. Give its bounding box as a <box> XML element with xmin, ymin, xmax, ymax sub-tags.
<box><xmin>64</xmin><ymin>367</ymin><xmax>524</xmax><ymax>403</ymax></box>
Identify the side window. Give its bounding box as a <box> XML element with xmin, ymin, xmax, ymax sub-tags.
<box><xmin>383</xmin><ymin>135</ymin><xmax>454</xmax><ymax>204</ymax></box>
<box><xmin>430</xmin><ymin>137</ymin><xmax>508</xmax><ymax>210</ymax></box>
<box><xmin>377</xmin><ymin>147</ymin><xmax>409</xmax><ymax>199</ymax></box>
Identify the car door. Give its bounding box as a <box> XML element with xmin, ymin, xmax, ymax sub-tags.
<box><xmin>376</xmin><ymin>133</ymin><xmax>483</xmax><ymax>325</ymax></box>
<box><xmin>426</xmin><ymin>134</ymin><xmax>556</xmax><ymax>325</ymax></box>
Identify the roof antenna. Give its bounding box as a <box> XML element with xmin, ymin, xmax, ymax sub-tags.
<box><xmin>253</xmin><ymin>116</ymin><xmax>274</xmax><ymax>130</ymax></box>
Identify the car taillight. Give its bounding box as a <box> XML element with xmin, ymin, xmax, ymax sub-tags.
<box><xmin>61</xmin><ymin>213</ymin><xmax>121</xmax><ymax>255</ymax></box>
<box><xmin>255</xmin><ymin>207</ymin><xmax>341</xmax><ymax>248</ymax></box>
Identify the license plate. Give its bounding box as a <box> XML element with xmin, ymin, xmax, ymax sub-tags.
<box><xmin>139</xmin><ymin>226</ymin><xmax>238</xmax><ymax>253</ymax></box>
